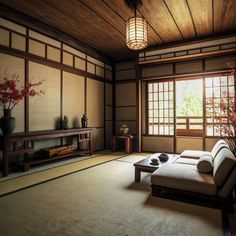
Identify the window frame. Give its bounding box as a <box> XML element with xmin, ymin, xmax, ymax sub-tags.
<box><xmin>146</xmin><ymin>73</ymin><xmax>235</xmax><ymax>138</ymax></box>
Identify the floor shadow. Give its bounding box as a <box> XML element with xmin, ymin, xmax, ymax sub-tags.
<box><xmin>144</xmin><ymin>194</ymin><xmax>222</xmax><ymax>228</ymax></box>
<box><xmin>124</xmin><ymin>173</ymin><xmax>151</xmax><ymax>192</ymax></box>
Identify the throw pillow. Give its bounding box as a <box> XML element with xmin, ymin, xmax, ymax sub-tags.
<box><xmin>197</xmin><ymin>154</ymin><xmax>213</xmax><ymax>173</ymax></box>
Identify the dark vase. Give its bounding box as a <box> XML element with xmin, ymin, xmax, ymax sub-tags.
<box><xmin>0</xmin><ymin>109</ymin><xmax>15</xmax><ymax>135</ymax></box>
<box><xmin>81</xmin><ymin>114</ymin><xmax>88</xmax><ymax>128</ymax></box>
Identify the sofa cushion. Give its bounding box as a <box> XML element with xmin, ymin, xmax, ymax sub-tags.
<box><xmin>180</xmin><ymin>150</ymin><xmax>212</xmax><ymax>159</ymax></box>
<box><xmin>197</xmin><ymin>154</ymin><xmax>213</xmax><ymax>173</ymax></box>
<box><xmin>151</xmin><ymin>164</ymin><xmax>217</xmax><ymax>196</ymax></box>
<box><xmin>174</xmin><ymin>157</ymin><xmax>198</xmax><ymax>165</ymax></box>
<box><xmin>213</xmin><ymin>148</ymin><xmax>236</xmax><ymax>186</ymax></box>
<box><xmin>211</xmin><ymin>139</ymin><xmax>229</xmax><ymax>160</ymax></box>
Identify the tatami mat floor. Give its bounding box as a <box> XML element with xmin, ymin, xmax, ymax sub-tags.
<box><xmin>0</xmin><ymin>151</ymin><xmax>130</xmax><ymax>196</ymax></box>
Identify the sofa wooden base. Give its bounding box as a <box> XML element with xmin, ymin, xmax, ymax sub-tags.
<box><xmin>151</xmin><ymin>185</ymin><xmax>234</xmax><ymax>212</ymax></box>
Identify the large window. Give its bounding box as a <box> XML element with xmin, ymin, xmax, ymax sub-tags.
<box><xmin>147</xmin><ymin>75</ymin><xmax>235</xmax><ymax>137</ymax></box>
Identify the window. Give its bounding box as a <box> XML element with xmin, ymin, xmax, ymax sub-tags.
<box><xmin>147</xmin><ymin>75</ymin><xmax>235</xmax><ymax>137</ymax></box>
<box><xmin>148</xmin><ymin>81</ymin><xmax>174</xmax><ymax>135</ymax></box>
<box><xmin>176</xmin><ymin>79</ymin><xmax>203</xmax><ymax>136</ymax></box>
<box><xmin>205</xmin><ymin>75</ymin><xmax>235</xmax><ymax>136</ymax></box>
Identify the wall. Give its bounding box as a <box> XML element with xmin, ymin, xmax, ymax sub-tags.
<box><xmin>115</xmin><ymin>61</ymin><xmax>136</xmax><ymax>139</ymax></box>
<box><xmin>140</xmin><ymin>36</ymin><xmax>236</xmax><ymax>153</ymax></box>
<box><xmin>0</xmin><ymin>17</ymin><xmax>113</xmax><ymax>158</ymax></box>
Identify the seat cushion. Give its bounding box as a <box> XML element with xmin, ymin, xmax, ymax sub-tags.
<box><xmin>197</xmin><ymin>154</ymin><xmax>213</xmax><ymax>173</ymax></box>
<box><xmin>180</xmin><ymin>150</ymin><xmax>212</xmax><ymax>159</ymax></box>
<box><xmin>213</xmin><ymin>147</ymin><xmax>236</xmax><ymax>186</ymax></box>
<box><xmin>151</xmin><ymin>164</ymin><xmax>217</xmax><ymax>196</ymax></box>
<box><xmin>174</xmin><ymin>157</ymin><xmax>198</xmax><ymax>165</ymax></box>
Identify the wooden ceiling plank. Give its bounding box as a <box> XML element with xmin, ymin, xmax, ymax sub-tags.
<box><xmin>0</xmin><ymin>0</ymin><xmax>129</xmax><ymax>59</ymax></box>
<box><xmin>40</xmin><ymin>0</ymin><xmax>125</xmax><ymax>41</ymax></box>
<box><xmin>164</xmin><ymin>0</ymin><xmax>196</xmax><ymax>39</ymax></box>
<box><xmin>140</xmin><ymin>0</ymin><xmax>182</xmax><ymax>43</ymax></box>
<box><xmin>187</xmin><ymin>0</ymin><xmax>213</xmax><ymax>36</ymax></box>
<box><xmin>214</xmin><ymin>0</ymin><xmax>236</xmax><ymax>33</ymax></box>
<box><xmin>78</xmin><ymin>0</ymin><xmax>126</xmax><ymax>38</ymax></box>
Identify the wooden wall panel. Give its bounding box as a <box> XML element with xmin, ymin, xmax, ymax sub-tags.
<box><xmin>0</xmin><ymin>53</ymin><xmax>24</xmax><ymax>133</ymax></box>
<box><xmin>205</xmin><ymin>55</ymin><xmax>236</xmax><ymax>71</ymax></box>
<box><xmin>116</xmin><ymin>83</ymin><xmax>136</xmax><ymax>106</ymax></box>
<box><xmin>105</xmin><ymin>83</ymin><xmax>112</xmax><ymax>105</ymax></box>
<box><xmin>96</xmin><ymin>67</ymin><xmax>104</xmax><ymax>77</ymax></box>
<box><xmin>115</xmin><ymin>61</ymin><xmax>135</xmax><ymax>70</ymax></box>
<box><xmin>75</xmin><ymin>57</ymin><xmax>86</xmax><ymax>71</ymax></box>
<box><xmin>116</xmin><ymin>107</ymin><xmax>136</xmax><ymax>121</ymax></box>
<box><xmin>116</xmin><ymin>69</ymin><xmax>135</xmax><ymax>80</ymax></box>
<box><xmin>105</xmin><ymin>121</ymin><xmax>112</xmax><ymax>148</ymax></box>
<box><xmin>63</xmin><ymin>72</ymin><xmax>85</xmax><ymax>128</ymax></box>
<box><xmin>92</xmin><ymin>128</ymin><xmax>104</xmax><ymax>151</ymax></box>
<box><xmin>0</xmin><ymin>28</ymin><xmax>9</xmax><ymax>46</ymax></box>
<box><xmin>142</xmin><ymin>136</ymin><xmax>174</xmax><ymax>153</ymax></box>
<box><xmin>0</xmin><ymin>17</ymin><xmax>26</xmax><ymax>35</ymax></box>
<box><xmin>29</xmin><ymin>30</ymin><xmax>60</xmax><ymax>47</ymax></box>
<box><xmin>29</xmin><ymin>39</ymin><xmax>45</xmax><ymax>57</ymax></box>
<box><xmin>105</xmin><ymin>106</ymin><xmax>112</xmax><ymax>121</ymax></box>
<box><xmin>176</xmin><ymin>137</ymin><xmax>203</xmax><ymax>153</ymax></box>
<box><xmin>87</xmin><ymin>62</ymin><xmax>95</xmax><ymax>74</ymax></box>
<box><xmin>47</xmin><ymin>46</ymin><xmax>60</xmax><ymax>62</ymax></box>
<box><xmin>142</xmin><ymin>64</ymin><xmax>173</xmax><ymax>77</ymax></box>
<box><xmin>87</xmin><ymin>78</ymin><xmax>104</xmax><ymax>127</ymax></box>
<box><xmin>141</xmin><ymin>81</ymin><xmax>146</xmax><ymax>135</ymax></box>
<box><xmin>11</xmin><ymin>33</ymin><xmax>26</xmax><ymax>51</ymax></box>
<box><xmin>105</xmin><ymin>70</ymin><xmax>112</xmax><ymax>80</ymax></box>
<box><xmin>29</xmin><ymin>62</ymin><xmax>60</xmax><ymax>131</ymax></box>
<box><xmin>176</xmin><ymin>60</ymin><xmax>202</xmax><ymax>74</ymax></box>
<box><xmin>63</xmin><ymin>51</ymin><xmax>73</xmax><ymax>66</ymax></box>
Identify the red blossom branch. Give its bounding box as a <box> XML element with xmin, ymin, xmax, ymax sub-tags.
<box><xmin>0</xmin><ymin>71</ymin><xmax>44</xmax><ymax>110</ymax></box>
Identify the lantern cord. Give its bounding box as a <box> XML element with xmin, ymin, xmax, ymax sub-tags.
<box><xmin>125</xmin><ymin>0</ymin><xmax>143</xmax><ymax>13</ymax></box>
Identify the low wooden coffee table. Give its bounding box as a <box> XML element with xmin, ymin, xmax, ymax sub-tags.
<box><xmin>133</xmin><ymin>153</ymin><xmax>178</xmax><ymax>182</ymax></box>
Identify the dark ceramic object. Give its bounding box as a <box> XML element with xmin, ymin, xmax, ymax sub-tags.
<box><xmin>81</xmin><ymin>114</ymin><xmax>88</xmax><ymax>128</ymax></box>
<box><xmin>159</xmin><ymin>153</ymin><xmax>169</xmax><ymax>162</ymax></box>
<box><xmin>0</xmin><ymin>109</ymin><xmax>15</xmax><ymax>135</ymax></box>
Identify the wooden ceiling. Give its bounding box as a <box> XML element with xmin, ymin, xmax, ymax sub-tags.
<box><xmin>0</xmin><ymin>0</ymin><xmax>236</xmax><ymax>61</ymax></box>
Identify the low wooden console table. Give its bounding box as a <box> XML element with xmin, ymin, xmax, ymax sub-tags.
<box><xmin>1</xmin><ymin>128</ymin><xmax>93</xmax><ymax>177</ymax></box>
<box><xmin>112</xmin><ymin>134</ymin><xmax>134</xmax><ymax>154</ymax></box>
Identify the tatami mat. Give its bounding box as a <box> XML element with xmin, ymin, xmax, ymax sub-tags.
<box><xmin>0</xmin><ymin>152</ymin><xmax>127</xmax><ymax>196</ymax></box>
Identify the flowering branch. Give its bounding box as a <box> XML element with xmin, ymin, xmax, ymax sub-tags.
<box><xmin>214</xmin><ymin>61</ymin><xmax>236</xmax><ymax>156</ymax></box>
<box><xmin>0</xmin><ymin>71</ymin><xmax>44</xmax><ymax>110</ymax></box>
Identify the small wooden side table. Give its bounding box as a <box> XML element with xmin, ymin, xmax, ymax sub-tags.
<box><xmin>112</xmin><ymin>135</ymin><xmax>134</xmax><ymax>154</ymax></box>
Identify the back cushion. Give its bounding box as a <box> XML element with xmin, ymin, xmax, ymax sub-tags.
<box><xmin>213</xmin><ymin>147</ymin><xmax>236</xmax><ymax>186</ymax></box>
<box><xmin>211</xmin><ymin>139</ymin><xmax>229</xmax><ymax>159</ymax></box>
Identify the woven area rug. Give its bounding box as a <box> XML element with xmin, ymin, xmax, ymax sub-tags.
<box><xmin>0</xmin><ymin>154</ymin><xmax>222</xmax><ymax>236</ymax></box>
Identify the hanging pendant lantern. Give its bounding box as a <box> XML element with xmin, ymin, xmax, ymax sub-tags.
<box><xmin>125</xmin><ymin>0</ymin><xmax>148</xmax><ymax>50</ymax></box>
<box><xmin>126</xmin><ymin>16</ymin><xmax>148</xmax><ymax>50</ymax></box>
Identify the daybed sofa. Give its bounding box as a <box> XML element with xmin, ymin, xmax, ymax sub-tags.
<box><xmin>151</xmin><ymin>140</ymin><xmax>236</xmax><ymax>210</ymax></box>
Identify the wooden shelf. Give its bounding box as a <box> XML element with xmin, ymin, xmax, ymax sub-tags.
<box><xmin>1</xmin><ymin>128</ymin><xmax>93</xmax><ymax>176</ymax></box>
<box><xmin>27</xmin><ymin>150</ymin><xmax>89</xmax><ymax>166</ymax></box>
